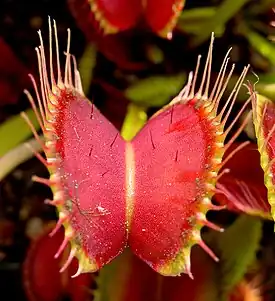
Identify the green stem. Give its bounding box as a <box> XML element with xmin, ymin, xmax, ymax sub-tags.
<box><xmin>0</xmin><ymin>138</ymin><xmax>42</xmax><ymax>181</ymax></box>
<box><xmin>245</xmin><ymin>26</ymin><xmax>275</xmax><ymax>65</ymax></box>
<box><xmin>257</xmin><ymin>83</ymin><xmax>275</xmax><ymax>101</ymax></box>
<box><xmin>0</xmin><ymin>108</ymin><xmax>40</xmax><ymax>157</ymax></box>
<box><xmin>120</xmin><ymin>103</ymin><xmax>148</xmax><ymax>140</ymax></box>
<box><xmin>78</xmin><ymin>44</ymin><xmax>97</xmax><ymax>95</ymax></box>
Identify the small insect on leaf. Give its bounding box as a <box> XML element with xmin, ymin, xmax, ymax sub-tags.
<box><xmin>22</xmin><ymin>18</ymin><xmax>251</xmax><ymax>278</ymax></box>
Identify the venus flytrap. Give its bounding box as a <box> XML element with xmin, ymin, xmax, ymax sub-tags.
<box><xmin>21</xmin><ymin>18</ymin><xmax>252</xmax><ymax>279</ymax></box>
<box><xmin>251</xmin><ymin>92</ymin><xmax>275</xmax><ymax>224</ymax></box>
<box><xmin>88</xmin><ymin>0</ymin><xmax>185</xmax><ymax>38</ymax></box>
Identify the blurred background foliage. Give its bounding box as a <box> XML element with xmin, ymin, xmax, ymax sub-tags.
<box><xmin>1</xmin><ymin>0</ymin><xmax>275</xmax><ymax>300</ymax></box>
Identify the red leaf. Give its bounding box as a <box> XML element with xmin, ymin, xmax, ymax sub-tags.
<box><xmin>144</xmin><ymin>0</ymin><xmax>185</xmax><ymax>38</ymax></box>
<box><xmin>68</xmin><ymin>0</ymin><xmax>186</xmax><ymax>70</ymax></box>
<box><xmin>129</xmin><ymin>100</ymin><xmax>221</xmax><ymax>275</ymax></box>
<box><xmin>91</xmin><ymin>0</ymin><xmax>143</xmax><ymax>32</ymax></box>
<box><xmin>252</xmin><ymin>93</ymin><xmax>275</xmax><ymax>222</ymax></box>
<box><xmin>53</xmin><ymin>89</ymin><xmax>128</xmax><ymax>271</ymax></box>
<box><xmin>23</xmin><ymin>223</ymin><xmax>93</xmax><ymax>301</ymax></box>
<box><xmin>215</xmin><ymin>143</ymin><xmax>271</xmax><ymax>219</ymax></box>
<box><xmin>23</xmin><ymin>23</ymin><xmax>251</xmax><ymax>277</ymax></box>
<box><xmin>68</xmin><ymin>0</ymin><xmax>148</xmax><ymax>71</ymax></box>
